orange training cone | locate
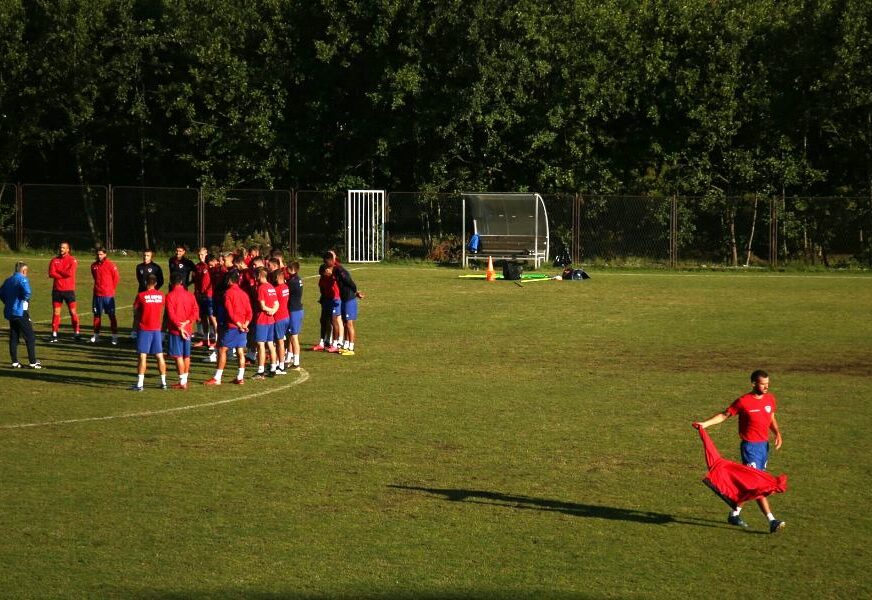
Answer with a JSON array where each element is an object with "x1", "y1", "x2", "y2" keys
[{"x1": 486, "y1": 256, "x2": 496, "y2": 281}]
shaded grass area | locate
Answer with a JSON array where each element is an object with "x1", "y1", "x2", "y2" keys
[{"x1": 0, "y1": 257, "x2": 870, "y2": 598}]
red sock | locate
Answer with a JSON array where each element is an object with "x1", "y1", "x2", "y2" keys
[
  {"x1": 109, "y1": 315, "x2": 118, "y2": 334},
  {"x1": 93, "y1": 316, "x2": 102, "y2": 334},
  {"x1": 51, "y1": 303, "x2": 62, "y2": 333},
  {"x1": 69, "y1": 302, "x2": 80, "y2": 332}
]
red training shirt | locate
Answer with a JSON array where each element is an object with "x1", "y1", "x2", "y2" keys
[
  {"x1": 223, "y1": 283, "x2": 252, "y2": 329},
  {"x1": 165, "y1": 285, "x2": 199, "y2": 336},
  {"x1": 274, "y1": 282, "x2": 290, "y2": 321},
  {"x1": 194, "y1": 262, "x2": 212, "y2": 297},
  {"x1": 49, "y1": 254, "x2": 78, "y2": 292},
  {"x1": 91, "y1": 258, "x2": 120, "y2": 297},
  {"x1": 134, "y1": 289, "x2": 165, "y2": 331},
  {"x1": 726, "y1": 392, "x2": 777, "y2": 443},
  {"x1": 256, "y1": 282, "x2": 278, "y2": 325},
  {"x1": 318, "y1": 274, "x2": 338, "y2": 301}
]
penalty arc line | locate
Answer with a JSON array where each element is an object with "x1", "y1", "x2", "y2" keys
[{"x1": 0, "y1": 368, "x2": 309, "y2": 430}]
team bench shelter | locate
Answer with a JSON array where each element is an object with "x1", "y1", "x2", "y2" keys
[{"x1": 462, "y1": 193, "x2": 551, "y2": 269}]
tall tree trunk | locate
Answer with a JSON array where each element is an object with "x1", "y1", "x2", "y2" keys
[
  {"x1": 76, "y1": 157, "x2": 101, "y2": 246},
  {"x1": 744, "y1": 195, "x2": 758, "y2": 267},
  {"x1": 726, "y1": 200, "x2": 738, "y2": 266}
]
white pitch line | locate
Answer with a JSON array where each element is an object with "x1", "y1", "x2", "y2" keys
[{"x1": 0, "y1": 368, "x2": 309, "y2": 430}]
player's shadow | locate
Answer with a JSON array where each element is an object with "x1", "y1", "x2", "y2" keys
[
  {"x1": 389, "y1": 485, "x2": 734, "y2": 530},
  {"x1": 0, "y1": 367, "x2": 117, "y2": 387}
]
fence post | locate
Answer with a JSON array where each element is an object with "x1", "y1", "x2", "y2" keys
[
  {"x1": 15, "y1": 182, "x2": 23, "y2": 250},
  {"x1": 107, "y1": 184, "x2": 114, "y2": 251},
  {"x1": 670, "y1": 195, "x2": 678, "y2": 268},
  {"x1": 769, "y1": 196, "x2": 778, "y2": 268},
  {"x1": 198, "y1": 188, "x2": 205, "y2": 250},
  {"x1": 571, "y1": 193, "x2": 582, "y2": 264},
  {"x1": 289, "y1": 189, "x2": 297, "y2": 258},
  {"x1": 385, "y1": 192, "x2": 391, "y2": 260}
]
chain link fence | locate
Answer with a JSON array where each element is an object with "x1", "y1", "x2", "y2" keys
[
  {"x1": 4, "y1": 185, "x2": 871, "y2": 269},
  {"x1": 202, "y1": 189, "x2": 293, "y2": 253},
  {"x1": 112, "y1": 186, "x2": 200, "y2": 252},
  {"x1": 0, "y1": 183, "x2": 16, "y2": 251},
  {"x1": 295, "y1": 190, "x2": 345, "y2": 258},
  {"x1": 20, "y1": 184, "x2": 109, "y2": 252}
]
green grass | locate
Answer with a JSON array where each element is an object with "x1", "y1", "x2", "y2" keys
[{"x1": 1, "y1": 254, "x2": 871, "y2": 599}]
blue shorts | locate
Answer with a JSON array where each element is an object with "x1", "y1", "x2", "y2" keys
[
  {"x1": 92, "y1": 295, "x2": 116, "y2": 317},
  {"x1": 321, "y1": 298, "x2": 340, "y2": 318},
  {"x1": 136, "y1": 330, "x2": 163, "y2": 355},
  {"x1": 168, "y1": 333, "x2": 192, "y2": 358},
  {"x1": 221, "y1": 326, "x2": 248, "y2": 349},
  {"x1": 342, "y1": 298, "x2": 358, "y2": 321},
  {"x1": 255, "y1": 323, "x2": 275, "y2": 343},
  {"x1": 198, "y1": 296, "x2": 214, "y2": 319},
  {"x1": 740, "y1": 441, "x2": 769, "y2": 471},
  {"x1": 289, "y1": 310, "x2": 304, "y2": 335},
  {"x1": 273, "y1": 318, "x2": 290, "y2": 341},
  {"x1": 215, "y1": 303, "x2": 227, "y2": 327}
]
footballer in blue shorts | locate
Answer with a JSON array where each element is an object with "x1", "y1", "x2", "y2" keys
[{"x1": 324, "y1": 252, "x2": 365, "y2": 356}]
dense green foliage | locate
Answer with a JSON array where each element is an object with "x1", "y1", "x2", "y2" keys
[
  {"x1": 1, "y1": 257, "x2": 871, "y2": 597},
  {"x1": 1, "y1": 0, "x2": 870, "y2": 196}
]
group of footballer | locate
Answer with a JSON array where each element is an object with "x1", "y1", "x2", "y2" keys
[{"x1": 11, "y1": 241, "x2": 363, "y2": 390}]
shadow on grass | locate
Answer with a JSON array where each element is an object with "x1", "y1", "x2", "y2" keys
[
  {"x1": 390, "y1": 485, "x2": 748, "y2": 531},
  {"x1": 123, "y1": 589, "x2": 595, "y2": 599}
]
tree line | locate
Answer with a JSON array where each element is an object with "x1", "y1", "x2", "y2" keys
[{"x1": 1, "y1": 0, "x2": 870, "y2": 200}]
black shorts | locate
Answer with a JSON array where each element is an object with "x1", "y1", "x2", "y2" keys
[{"x1": 52, "y1": 290, "x2": 76, "y2": 305}]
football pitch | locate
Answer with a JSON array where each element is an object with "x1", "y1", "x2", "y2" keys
[{"x1": 1, "y1": 255, "x2": 870, "y2": 599}]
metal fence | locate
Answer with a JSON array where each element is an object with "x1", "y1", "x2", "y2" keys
[{"x1": 3, "y1": 184, "x2": 870, "y2": 268}]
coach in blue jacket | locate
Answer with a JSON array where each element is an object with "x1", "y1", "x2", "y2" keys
[{"x1": 0, "y1": 261, "x2": 41, "y2": 368}]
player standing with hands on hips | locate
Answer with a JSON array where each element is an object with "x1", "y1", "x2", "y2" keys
[{"x1": 694, "y1": 370, "x2": 786, "y2": 533}]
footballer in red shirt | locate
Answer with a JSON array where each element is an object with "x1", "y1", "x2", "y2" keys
[
  {"x1": 165, "y1": 273, "x2": 200, "y2": 389},
  {"x1": 271, "y1": 268, "x2": 291, "y2": 373},
  {"x1": 204, "y1": 270, "x2": 251, "y2": 386},
  {"x1": 47, "y1": 241, "x2": 81, "y2": 341},
  {"x1": 694, "y1": 370, "x2": 785, "y2": 533},
  {"x1": 89, "y1": 245, "x2": 120, "y2": 345},
  {"x1": 193, "y1": 247, "x2": 218, "y2": 348},
  {"x1": 130, "y1": 274, "x2": 167, "y2": 391},
  {"x1": 253, "y1": 267, "x2": 279, "y2": 379}
]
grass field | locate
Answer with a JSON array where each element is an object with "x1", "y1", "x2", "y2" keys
[{"x1": 1, "y1": 253, "x2": 870, "y2": 599}]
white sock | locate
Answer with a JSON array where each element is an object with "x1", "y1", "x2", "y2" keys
[
  {"x1": 137, "y1": 374, "x2": 145, "y2": 387},
  {"x1": 731, "y1": 508, "x2": 742, "y2": 517},
  {"x1": 237, "y1": 367, "x2": 245, "y2": 380},
  {"x1": 319, "y1": 338, "x2": 325, "y2": 346},
  {"x1": 766, "y1": 512, "x2": 775, "y2": 522},
  {"x1": 257, "y1": 365, "x2": 264, "y2": 374},
  {"x1": 214, "y1": 368, "x2": 223, "y2": 383},
  {"x1": 348, "y1": 342, "x2": 354, "y2": 351},
  {"x1": 270, "y1": 362, "x2": 277, "y2": 372},
  {"x1": 293, "y1": 354, "x2": 300, "y2": 366},
  {"x1": 160, "y1": 374, "x2": 167, "y2": 386},
  {"x1": 343, "y1": 340, "x2": 349, "y2": 349},
  {"x1": 180, "y1": 373, "x2": 188, "y2": 385}
]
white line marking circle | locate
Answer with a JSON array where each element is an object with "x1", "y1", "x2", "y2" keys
[{"x1": 1, "y1": 368, "x2": 309, "y2": 430}]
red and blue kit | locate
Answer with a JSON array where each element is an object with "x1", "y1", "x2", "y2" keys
[
  {"x1": 134, "y1": 289, "x2": 165, "y2": 331},
  {"x1": 91, "y1": 258, "x2": 120, "y2": 297},
  {"x1": 726, "y1": 393, "x2": 777, "y2": 443},
  {"x1": 256, "y1": 283, "x2": 278, "y2": 326},
  {"x1": 194, "y1": 262, "x2": 212, "y2": 298},
  {"x1": 165, "y1": 286, "x2": 199, "y2": 337},
  {"x1": 274, "y1": 283, "x2": 290, "y2": 322},
  {"x1": 49, "y1": 254, "x2": 78, "y2": 292}
]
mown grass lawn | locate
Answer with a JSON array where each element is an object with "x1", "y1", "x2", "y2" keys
[{"x1": 1, "y1": 254, "x2": 870, "y2": 598}]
